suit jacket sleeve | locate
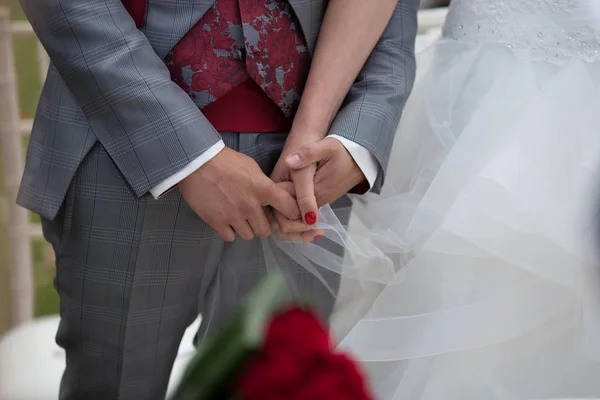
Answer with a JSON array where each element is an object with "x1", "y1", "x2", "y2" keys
[
  {"x1": 327, "y1": 0, "x2": 419, "y2": 193},
  {"x1": 19, "y1": 0, "x2": 222, "y2": 197}
]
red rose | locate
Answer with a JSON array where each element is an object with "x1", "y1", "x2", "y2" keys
[
  {"x1": 276, "y1": 13, "x2": 292, "y2": 31},
  {"x1": 197, "y1": 33, "x2": 218, "y2": 67},
  {"x1": 261, "y1": 27, "x2": 296, "y2": 68},
  {"x1": 263, "y1": 307, "x2": 331, "y2": 355},
  {"x1": 236, "y1": 307, "x2": 374, "y2": 400},
  {"x1": 191, "y1": 72, "x2": 211, "y2": 92},
  {"x1": 212, "y1": 79, "x2": 236, "y2": 98},
  {"x1": 195, "y1": 56, "x2": 245, "y2": 97},
  {"x1": 245, "y1": 61, "x2": 264, "y2": 86},
  {"x1": 252, "y1": 17, "x2": 267, "y2": 35},
  {"x1": 212, "y1": 57, "x2": 246, "y2": 83},
  {"x1": 282, "y1": 71, "x2": 295, "y2": 91},
  {"x1": 212, "y1": 32, "x2": 236, "y2": 51},
  {"x1": 169, "y1": 28, "x2": 215, "y2": 68},
  {"x1": 239, "y1": 0, "x2": 267, "y2": 21},
  {"x1": 264, "y1": 82, "x2": 283, "y2": 105},
  {"x1": 197, "y1": 5, "x2": 218, "y2": 31},
  {"x1": 218, "y1": 1, "x2": 242, "y2": 25},
  {"x1": 251, "y1": 40, "x2": 266, "y2": 60},
  {"x1": 169, "y1": 35, "x2": 198, "y2": 66},
  {"x1": 237, "y1": 351, "x2": 305, "y2": 397},
  {"x1": 271, "y1": 7, "x2": 282, "y2": 19}
]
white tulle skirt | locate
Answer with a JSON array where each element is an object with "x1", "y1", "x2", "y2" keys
[
  {"x1": 255, "y1": 38, "x2": 600, "y2": 398},
  {"x1": 268, "y1": 38, "x2": 600, "y2": 399},
  {"x1": 333, "y1": 40, "x2": 600, "y2": 398}
]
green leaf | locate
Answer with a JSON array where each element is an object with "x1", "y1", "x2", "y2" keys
[
  {"x1": 242, "y1": 272, "x2": 290, "y2": 346},
  {"x1": 169, "y1": 272, "x2": 290, "y2": 400}
]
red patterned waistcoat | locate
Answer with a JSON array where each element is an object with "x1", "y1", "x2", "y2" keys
[{"x1": 124, "y1": 0, "x2": 313, "y2": 132}]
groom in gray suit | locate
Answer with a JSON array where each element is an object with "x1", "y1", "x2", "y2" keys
[{"x1": 17, "y1": 0, "x2": 417, "y2": 398}]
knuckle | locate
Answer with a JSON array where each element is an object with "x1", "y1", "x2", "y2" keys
[
  {"x1": 280, "y1": 233, "x2": 300, "y2": 243},
  {"x1": 297, "y1": 195, "x2": 315, "y2": 209},
  {"x1": 273, "y1": 213, "x2": 286, "y2": 228},
  {"x1": 257, "y1": 180, "x2": 275, "y2": 200},
  {"x1": 210, "y1": 211, "x2": 226, "y2": 224},
  {"x1": 211, "y1": 218, "x2": 229, "y2": 234},
  {"x1": 290, "y1": 206, "x2": 302, "y2": 220},
  {"x1": 274, "y1": 230, "x2": 287, "y2": 240},
  {"x1": 238, "y1": 200, "x2": 256, "y2": 216},
  {"x1": 279, "y1": 219, "x2": 294, "y2": 234},
  {"x1": 217, "y1": 209, "x2": 234, "y2": 224},
  {"x1": 300, "y1": 232, "x2": 315, "y2": 243},
  {"x1": 279, "y1": 181, "x2": 295, "y2": 195},
  {"x1": 301, "y1": 147, "x2": 313, "y2": 160},
  {"x1": 256, "y1": 227, "x2": 271, "y2": 239},
  {"x1": 239, "y1": 232, "x2": 254, "y2": 241},
  {"x1": 221, "y1": 231, "x2": 236, "y2": 243}
]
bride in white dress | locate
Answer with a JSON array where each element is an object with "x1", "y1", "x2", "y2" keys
[
  {"x1": 252, "y1": 0, "x2": 600, "y2": 397},
  {"x1": 327, "y1": 0, "x2": 600, "y2": 398}
]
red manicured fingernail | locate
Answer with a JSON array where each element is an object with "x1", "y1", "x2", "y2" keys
[
  {"x1": 305, "y1": 211, "x2": 317, "y2": 225},
  {"x1": 314, "y1": 234, "x2": 323, "y2": 240}
]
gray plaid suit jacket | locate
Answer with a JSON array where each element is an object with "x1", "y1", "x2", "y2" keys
[{"x1": 17, "y1": 0, "x2": 419, "y2": 221}]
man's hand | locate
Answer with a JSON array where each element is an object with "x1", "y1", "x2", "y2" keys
[{"x1": 178, "y1": 147, "x2": 301, "y2": 242}]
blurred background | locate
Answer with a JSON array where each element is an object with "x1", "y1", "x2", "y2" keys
[
  {"x1": 0, "y1": 0, "x2": 59, "y2": 336},
  {"x1": 0, "y1": 0, "x2": 451, "y2": 336}
]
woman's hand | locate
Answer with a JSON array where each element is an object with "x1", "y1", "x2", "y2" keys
[
  {"x1": 271, "y1": 130, "x2": 322, "y2": 223},
  {"x1": 269, "y1": 0, "x2": 399, "y2": 242},
  {"x1": 267, "y1": 182, "x2": 325, "y2": 243},
  {"x1": 269, "y1": 130, "x2": 324, "y2": 243}
]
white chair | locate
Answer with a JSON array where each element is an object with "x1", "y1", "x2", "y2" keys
[
  {"x1": 415, "y1": 7, "x2": 447, "y2": 52},
  {"x1": 0, "y1": 315, "x2": 201, "y2": 399}
]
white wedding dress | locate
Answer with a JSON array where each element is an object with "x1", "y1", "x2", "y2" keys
[
  {"x1": 328, "y1": 0, "x2": 600, "y2": 398},
  {"x1": 254, "y1": 0, "x2": 600, "y2": 398}
]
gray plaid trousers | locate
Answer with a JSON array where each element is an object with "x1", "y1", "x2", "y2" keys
[{"x1": 42, "y1": 133, "x2": 346, "y2": 400}]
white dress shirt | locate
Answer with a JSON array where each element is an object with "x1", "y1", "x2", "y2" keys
[{"x1": 150, "y1": 135, "x2": 378, "y2": 199}]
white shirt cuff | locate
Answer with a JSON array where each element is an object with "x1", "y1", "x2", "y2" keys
[
  {"x1": 149, "y1": 140, "x2": 226, "y2": 199},
  {"x1": 329, "y1": 135, "x2": 378, "y2": 190}
]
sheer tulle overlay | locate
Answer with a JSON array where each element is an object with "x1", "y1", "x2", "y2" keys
[
  {"x1": 237, "y1": 2, "x2": 600, "y2": 398},
  {"x1": 252, "y1": 35, "x2": 600, "y2": 400},
  {"x1": 335, "y1": 39, "x2": 600, "y2": 398}
]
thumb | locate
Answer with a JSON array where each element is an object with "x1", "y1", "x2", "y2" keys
[{"x1": 285, "y1": 140, "x2": 329, "y2": 170}]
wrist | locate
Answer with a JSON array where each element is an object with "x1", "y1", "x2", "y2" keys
[
  {"x1": 290, "y1": 102, "x2": 334, "y2": 139},
  {"x1": 287, "y1": 124, "x2": 327, "y2": 142},
  {"x1": 179, "y1": 147, "x2": 226, "y2": 189},
  {"x1": 282, "y1": 130, "x2": 324, "y2": 157},
  {"x1": 333, "y1": 138, "x2": 367, "y2": 189}
]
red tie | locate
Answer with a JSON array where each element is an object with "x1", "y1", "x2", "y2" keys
[{"x1": 239, "y1": 0, "x2": 310, "y2": 117}]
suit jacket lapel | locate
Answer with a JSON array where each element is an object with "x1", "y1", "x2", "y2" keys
[
  {"x1": 288, "y1": 0, "x2": 324, "y2": 55},
  {"x1": 143, "y1": 0, "x2": 216, "y2": 59}
]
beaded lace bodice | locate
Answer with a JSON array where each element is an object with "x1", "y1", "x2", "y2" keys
[{"x1": 443, "y1": 0, "x2": 600, "y2": 64}]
